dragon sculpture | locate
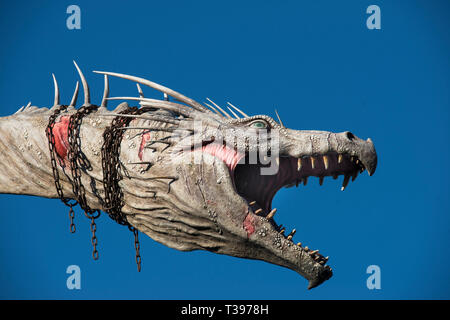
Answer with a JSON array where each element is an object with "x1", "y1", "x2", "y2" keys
[{"x1": 0, "y1": 62, "x2": 377, "y2": 289}]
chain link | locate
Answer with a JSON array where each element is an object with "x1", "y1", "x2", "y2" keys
[
  {"x1": 102, "y1": 106, "x2": 154, "y2": 271},
  {"x1": 46, "y1": 105, "x2": 79, "y2": 233},
  {"x1": 47, "y1": 103, "x2": 150, "y2": 270}
]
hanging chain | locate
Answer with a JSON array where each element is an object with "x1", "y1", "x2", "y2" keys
[
  {"x1": 131, "y1": 226, "x2": 141, "y2": 272},
  {"x1": 67, "y1": 104, "x2": 101, "y2": 260},
  {"x1": 46, "y1": 105, "x2": 78, "y2": 233},
  {"x1": 102, "y1": 106, "x2": 155, "y2": 271},
  {"x1": 47, "y1": 103, "x2": 151, "y2": 269}
]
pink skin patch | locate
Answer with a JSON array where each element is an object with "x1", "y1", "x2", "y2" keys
[
  {"x1": 243, "y1": 212, "x2": 256, "y2": 237},
  {"x1": 138, "y1": 131, "x2": 151, "y2": 161},
  {"x1": 199, "y1": 143, "x2": 254, "y2": 235},
  {"x1": 200, "y1": 143, "x2": 244, "y2": 174},
  {"x1": 52, "y1": 115, "x2": 70, "y2": 165}
]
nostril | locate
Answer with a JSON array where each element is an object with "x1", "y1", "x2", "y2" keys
[{"x1": 345, "y1": 131, "x2": 355, "y2": 141}]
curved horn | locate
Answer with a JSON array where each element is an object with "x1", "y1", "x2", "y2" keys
[
  {"x1": 73, "y1": 60, "x2": 90, "y2": 106},
  {"x1": 101, "y1": 75, "x2": 109, "y2": 108},
  {"x1": 93, "y1": 70, "x2": 211, "y2": 113},
  {"x1": 52, "y1": 73, "x2": 60, "y2": 106},
  {"x1": 69, "y1": 81, "x2": 80, "y2": 107}
]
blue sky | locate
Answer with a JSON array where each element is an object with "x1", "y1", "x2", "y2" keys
[{"x1": 0, "y1": 0, "x2": 449, "y2": 299}]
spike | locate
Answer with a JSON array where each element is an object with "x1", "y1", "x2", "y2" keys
[
  {"x1": 304, "y1": 246, "x2": 309, "y2": 252},
  {"x1": 227, "y1": 106, "x2": 240, "y2": 119},
  {"x1": 51, "y1": 74, "x2": 60, "y2": 106},
  {"x1": 73, "y1": 61, "x2": 90, "y2": 106},
  {"x1": 297, "y1": 158, "x2": 302, "y2": 171},
  {"x1": 323, "y1": 155, "x2": 329, "y2": 170},
  {"x1": 227, "y1": 102, "x2": 249, "y2": 118},
  {"x1": 249, "y1": 201, "x2": 256, "y2": 206},
  {"x1": 297, "y1": 242, "x2": 302, "y2": 247},
  {"x1": 101, "y1": 75, "x2": 109, "y2": 108},
  {"x1": 206, "y1": 98, "x2": 231, "y2": 118},
  {"x1": 266, "y1": 208, "x2": 277, "y2": 219},
  {"x1": 136, "y1": 84, "x2": 144, "y2": 98},
  {"x1": 25, "y1": 102, "x2": 31, "y2": 109},
  {"x1": 14, "y1": 106, "x2": 25, "y2": 114},
  {"x1": 107, "y1": 97, "x2": 193, "y2": 118},
  {"x1": 279, "y1": 228, "x2": 285, "y2": 235},
  {"x1": 274, "y1": 109, "x2": 285, "y2": 127},
  {"x1": 287, "y1": 229, "x2": 296, "y2": 240},
  {"x1": 341, "y1": 175, "x2": 350, "y2": 191},
  {"x1": 93, "y1": 70, "x2": 210, "y2": 113},
  {"x1": 310, "y1": 250, "x2": 319, "y2": 254},
  {"x1": 204, "y1": 102, "x2": 223, "y2": 116},
  {"x1": 69, "y1": 81, "x2": 80, "y2": 107},
  {"x1": 254, "y1": 208, "x2": 263, "y2": 215}
]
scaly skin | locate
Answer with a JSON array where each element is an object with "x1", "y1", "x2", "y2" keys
[{"x1": 0, "y1": 62, "x2": 377, "y2": 289}]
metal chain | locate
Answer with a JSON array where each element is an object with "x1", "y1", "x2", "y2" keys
[
  {"x1": 47, "y1": 103, "x2": 152, "y2": 269},
  {"x1": 46, "y1": 105, "x2": 79, "y2": 233},
  {"x1": 67, "y1": 104, "x2": 101, "y2": 260},
  {"x1": 102, "y1": 106, "x2": 155, "y2": 271}
]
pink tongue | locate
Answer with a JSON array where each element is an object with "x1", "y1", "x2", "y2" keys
[{"x1": 200, "y1": 143, "x2": 245, "y2": 172}]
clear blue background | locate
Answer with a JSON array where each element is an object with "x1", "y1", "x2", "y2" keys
[{"x1": 0, "y1": 0, "x2": 449, "y2": 299}]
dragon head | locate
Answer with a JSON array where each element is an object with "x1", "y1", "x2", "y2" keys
[{"x1": 93, "y1": 70, "x2": 377, "y2": 289}]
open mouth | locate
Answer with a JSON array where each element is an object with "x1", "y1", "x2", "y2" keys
[
  {"x1": 199, "y1": 138, "x2": 376, "y2": 288},
  {"x1": 232, "y1": 152, "x2": 369, "y2": 266}
]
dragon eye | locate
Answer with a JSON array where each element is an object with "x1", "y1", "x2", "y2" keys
[{"x1": 250, "y1": 120, "x2": 268, "y2": 129}]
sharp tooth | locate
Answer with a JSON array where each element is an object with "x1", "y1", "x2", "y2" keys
[
  {"x1": 319, "y1": 177, "x2": 324, "y2": 186},
  {"x1": 303, "y1": 177, "x2": 308, "y2": 186},
  {"x1": 279, "y1": 228, "x2": 285, "y2": 235},
  {"x1": 254, "y1": 208, "x2": 262, "y2": 215},
  {"x1": 304, "y1": 246, "x2": 309, "y2": 252},
  {"x1": 338, "y1": 154, "x2": 343, "y2": 164},
  {"x1": 356, "y1": 159, "x2": 360, "y2": 165},
  {"x1": 352, "y1": 171, "x2": 358, "y2": 182},
  {"x1": 297, "y1": 242, "x2": 302, "y2": 247},
  {"x1": 319, "y1": 260, "x2": 325, "y2": 265},
  {"x1": 311, "y1": 156, "x2": 316, "y2": 169},
  {"x1": 287, "y1": 229, "x2": 296, "y2": 240},
  {"x1": 266, "y1": 208, "x2": 277, "y2": 219},
  {"x1": 360, "y1": 167, "x2": 365, "y2": 173},
  {"x1": 323, "y1": 155, "x2": 329, "y2": 170},
  {"x1": 310, "y1": 250, "x2": 319, "y2": 254},
  {"x1": 341, "y1": 174, "x2": 350, "y2": 191},
  {"x1": 249, "y1": 201, "x2": 256, "y2": 206},
  {"x1": 324, "y1": 256, "x2": 329, "y2": 261},
  {"x1": 297, "y1": 158, "x2": 302, "y2": 171}
]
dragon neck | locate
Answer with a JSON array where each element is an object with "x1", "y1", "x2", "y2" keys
[{"x1": 0, "y1": 106, "x2": 105, "y2": 211}]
